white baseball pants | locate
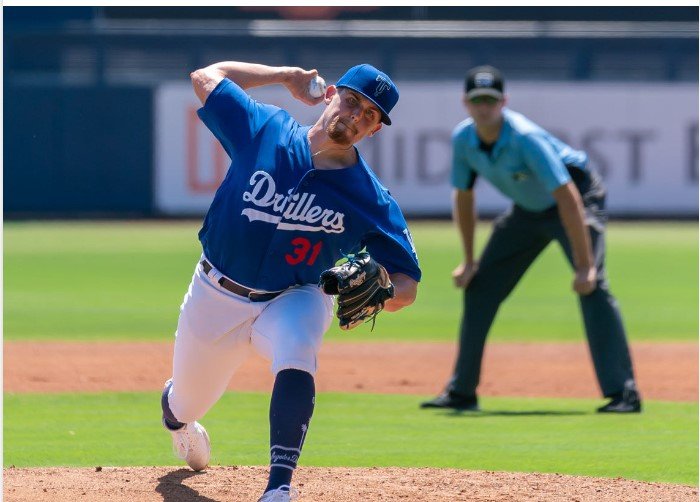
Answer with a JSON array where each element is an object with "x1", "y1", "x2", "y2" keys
[{"x1": 167, "y1": 257, "x2": 334, "y2": 424}]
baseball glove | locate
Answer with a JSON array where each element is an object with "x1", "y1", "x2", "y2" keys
[{"x1": 318, "y1": 252, "x2": 395, "y2": 331}]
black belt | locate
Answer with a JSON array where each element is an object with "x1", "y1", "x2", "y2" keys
[{"x1": 200, "y1": 260, "x2": 283, "y2": 302}]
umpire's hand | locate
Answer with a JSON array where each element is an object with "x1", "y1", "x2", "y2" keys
[
  {"x1": 573, "y1": 266, "x2": 597, "y2": 295},
  {"x1": 453, "y1": 262, "x2": 479, "y2": 289}
]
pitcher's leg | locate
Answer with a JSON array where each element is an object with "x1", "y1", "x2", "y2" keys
[
  {"x1": 163, "y1": 264, "x2": 257, "y2": 425},
  {"x1": 166, "y1": 315, "x2": 253, "y2": 424},
  {"x1": 160, "y1": 264, "x2": 260, "y2": 471},
  {"x1": 252, "y1": 285, "x2": 333, "y2": 376},
  {"x1": 264, "y1": 369, "x2": 315, "y2": 493},
  {"x1": 251, "y1": 285, "x2": 333, "y2": 495}
]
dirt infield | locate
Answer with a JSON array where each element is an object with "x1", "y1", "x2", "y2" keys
[
  {"x1": 4, "y1": 340, "x2": 697, "y2": 400},
  {"x1": 4, "y1": 340, "x2": 697, "y2": 501},
  {"x1": 4, "y1": 466, "x2": 698, "y2": 502}
]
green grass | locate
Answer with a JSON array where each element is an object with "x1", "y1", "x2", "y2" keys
[
  {"x1": 4, "y1": 391, "x2": 697, "y2": 485},
  {"x1": 4, "y1": 220, "x2": 698, "y2": 342}
]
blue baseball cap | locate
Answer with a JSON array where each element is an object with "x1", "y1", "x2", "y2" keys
[{"x1": 336, "y1": 64, "x2": 399, "y2": 125}]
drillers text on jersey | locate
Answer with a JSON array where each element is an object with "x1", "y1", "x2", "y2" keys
[{"x1": 242, "y1": 171, "x2": 345, "y2": 234}]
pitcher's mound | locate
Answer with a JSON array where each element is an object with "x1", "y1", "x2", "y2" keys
[{"x1": 4, "y1": 466, "x2": 697, "y2": 501}]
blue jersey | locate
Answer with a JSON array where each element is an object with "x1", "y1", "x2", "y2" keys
[
  {"x1": 196, "y1": 78, "x2": 421, "y2": 291},
  {"x1": 451, "y1": 108, "x2": 588, "y2": 212}
]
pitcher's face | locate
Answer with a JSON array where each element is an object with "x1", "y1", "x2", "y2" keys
[{"x1": 323, "y1": 87, "x2": 382, "y2": 146}]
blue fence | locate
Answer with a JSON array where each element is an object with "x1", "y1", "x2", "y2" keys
[{"x1": 4, "y1": 86, "x2": 153, "y2": 215}]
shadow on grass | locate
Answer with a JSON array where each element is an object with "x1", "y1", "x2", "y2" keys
[
  {"x1": 440, "y1": 410, "x2": 588, "y2": 417},
  {"x1": 156, "y1": 468, "x2": 217, "y2": 502}
]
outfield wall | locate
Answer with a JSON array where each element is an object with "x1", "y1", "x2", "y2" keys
[
  {"x1": 5, "y1": 82, "x2": 697, "y2": 218},
  {"x1": 4, "y1": 86, "x2": 154, "y2": 216},
  {"x1": 155, "y1": 81, "x2": 698, "y2": 217}
]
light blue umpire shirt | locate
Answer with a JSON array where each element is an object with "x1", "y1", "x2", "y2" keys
[{"x1": 451, "y1": 108, "x2": 588, "y2": 212}]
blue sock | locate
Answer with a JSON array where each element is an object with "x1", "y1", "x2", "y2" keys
[
  {"x1": 265, "y1": 369, "x2": 315, "y2": 492},
  {"x1": 161, "y1": 380, "x2": 186, "y2": 431}
]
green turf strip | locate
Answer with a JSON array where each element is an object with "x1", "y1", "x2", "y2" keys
[
  {"x1": 4, "y1": 221, "x2": 697, "y2": 342},
  {"x1": 4, "y1": 392, "x2": 697, "y2": 485}
]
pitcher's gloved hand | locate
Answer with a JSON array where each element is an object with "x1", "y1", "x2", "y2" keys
[{"x1": 318, "y1": 252, "x2": 395, "y2": 330}]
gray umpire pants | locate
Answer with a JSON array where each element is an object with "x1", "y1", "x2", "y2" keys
[{"x1": 448, "y1": 168, "x2": 636, "y2": 398}]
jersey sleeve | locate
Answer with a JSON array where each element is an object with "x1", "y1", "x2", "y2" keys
[
  {"x1": 520, "y1": 133, "x2": 572, "y2": 192},
  {"x1": 196, "y1": 78, "x2": 281, "y2": 159},
  {"x1": 362, "y1": 197, "x2": 422, "y2": 282},
  {"x1": 450, "y1": 132, "x2": 477, "y2": 190}
]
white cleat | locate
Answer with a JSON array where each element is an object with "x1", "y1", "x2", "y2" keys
[
  {"x1": 257, "y1": 484, "x2": 299, "y2": 502},
  {"x1": 166, "y1": 420, "x2": 211, "y2": 471}
]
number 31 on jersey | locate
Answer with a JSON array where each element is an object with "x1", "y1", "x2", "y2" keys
[{"x1": 285, "y1": 237, "x2": 322, "y2": 266}]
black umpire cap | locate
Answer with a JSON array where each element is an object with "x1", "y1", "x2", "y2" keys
[{"x1": 464, "y1": 65, "x2": 504, "y2": 100}]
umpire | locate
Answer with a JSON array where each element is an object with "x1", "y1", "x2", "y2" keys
[{"x1": 421, "y1": 65, "x2": 641, "y2": 413}]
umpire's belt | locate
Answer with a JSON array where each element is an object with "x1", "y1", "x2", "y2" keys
[{"x1": 200, "y1": 260, "x2": 283, "y2": 302}]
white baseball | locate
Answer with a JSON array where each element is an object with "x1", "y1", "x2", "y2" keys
[{"x1": 308, "y1": 76, "x2": 327, "y2": 98}]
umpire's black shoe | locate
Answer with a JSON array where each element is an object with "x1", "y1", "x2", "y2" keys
[
  {"x1": 420, "y1": 391, "x2": 480, "y2": 411},
  {"x1": 597, "y1": 380, "x2": 642, "y2": 413}
]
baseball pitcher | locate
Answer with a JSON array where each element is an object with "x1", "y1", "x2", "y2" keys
[{"x1": 160, "y1": 61, "x2": 421, "y2": 501}]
